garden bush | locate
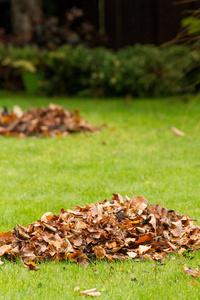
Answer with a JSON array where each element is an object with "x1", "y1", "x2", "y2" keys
[{"x1": 0, "y1": 43, "x2": 199, "y2": 97}]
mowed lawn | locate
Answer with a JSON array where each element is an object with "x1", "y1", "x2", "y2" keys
[{"x1": 0, "y1": 92, "x2": 200, "y2": 300}]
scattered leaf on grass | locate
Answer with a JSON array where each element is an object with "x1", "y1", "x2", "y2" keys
[
  {"x1": 171, "y1": 126, "x2": 185, "y2": 136},
  {"x1": 74, "y1": 286, "x2": 80, "y2": 291},
  {"x1": 85, "y1": 292, "x2": 101, "y2": 297},
  {"x1": 191, "y1": 280, "x2": 198, "y2": 287},
  {"x1": 79, "y1": 288, "x2": 101, "y2": 297},
  {"x1": 182, "y1": 265, "x2": 200, "y2": 278}
]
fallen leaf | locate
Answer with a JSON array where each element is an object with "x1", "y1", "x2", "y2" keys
[
  {"x1": 41, "y1": 212, "x2": 54, "y2": 222},
  {"x1": 94, "y1": 246, "x2": 106, "y2": 260},
  {"x1": 43, "y1": 222, "x2": 57, "y2": 232},
  {"x1": 84, "y1": 292, "x2": 101, "y2": 297},
  {"x1": 171, "y1": 226, "x2": 182, "y2": 237},
  {"x1": 127, "y1": 252, "x2": 137, "y2": 258},
  {"x1": 16, "y1": 224, "x2": 30, "y2": 239},
  {"x1": 149, "y1": 214, "x2": 157, "y2": 232},
  {"x1": 74, "y1": 237, "x2": 83, "y2": 247},
  {"x1": 74, "y1": 286, "x2": 80, "y2": 291},
  {"x1": 67, "y1": 250, "x2": 85, "y2": 262},
  {"x1": 13, "y1": 105, "x2": 23, "y2": 118},
  {"x1": 0, "y1": 245, "x2": 11, "y2": 256},
  {"x1": 182, "y1": 265, "x2": 200, "y2": 278},
  {"x1": 191, "y1": 280, "x2": 198, "y2": 287},
  {"x1": 79, "y1": 288, "x2": 97, "y2": 295},
  {"x1": 171, "y1": 126, "x2": 185, "y2": 136},
  {"x1": 152, "y1": 252, "x2": 166, "y2": 261},
  {"x1": 23, "y1": 261, "x2": 40, "y2": 271},
  {"x1": 139, "y1": 245, "x2": 151, "y2": 255}
]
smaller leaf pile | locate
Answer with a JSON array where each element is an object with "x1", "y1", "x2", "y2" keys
[
  {"x1": 0, "y1": 194, "x2": 200, "y2": 267},
  {"x1": 0, "y1": 104, "x2": 98, "y2": 137}
]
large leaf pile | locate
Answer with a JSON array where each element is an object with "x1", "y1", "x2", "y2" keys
[
  {"x1": 0, "y1": 104, "x2": 98, "y2": 137},
  {"x1": 0, "y1": 194, "x2": 200, "y2": 268}
]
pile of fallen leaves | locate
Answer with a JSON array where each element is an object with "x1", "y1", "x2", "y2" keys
[
  {"x1": 0, "y1": 194, "x2": 200, "y2": 269},
  {"x1": 0, "y1": 104, "x2": 98, "y2": 137}
]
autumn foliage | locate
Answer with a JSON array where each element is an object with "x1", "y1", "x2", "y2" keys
[
  {"x1": 0, "y1": 194, "x2": 200, "y2": 269},
  {"x1": 0, "y1": 104, "x2": 98, "y2": 137}
]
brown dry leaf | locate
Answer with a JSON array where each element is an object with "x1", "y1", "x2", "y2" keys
[
  {"x1": 139, "y1": 245, "x2": 151, "y2": 255},
  {"x1": 79, "y1": 288, "x2": 101, "y2": 297},
  {"x1": 132, "y1": 196, "x2": 148, "y2": 214},
  {"x1": 149, "y1": 214, "x2": 157, "y2": 232},
  {"x1": 16, "y1": 224, "x2": 30, "y2": 239},
  {"x1": 79, "y1": 288, "x2": 97, "y2": 295},
  {"x1": 94, "y1": 246, "x2": 106, "y2": 260},
  {"x1": 182, "y1": 265, "x2": 200, "y2": 278},
  {"x1": 43, "y1": 222, "x2": 57, "y2": 232},
  {"x1": 136, "y1": 227, "x2": 146, "y2": 233},
  {"x1": 0, "y1": 245, "x2": 11, "y2": 256},
  {"x1": 67, "y1": 250, "x2": 85, "y2": 262},
  {"x1": 75, "y1": 221, "x2": 88, "y2": 231},
  {"x1": 20, "y1": 247, "x2": 36, "y2": 261},
  {"x1": 41, "y1": 212, "x2": 54, "y2": 222},
  {"x1": 82, "y1": 292, "x2": 101, "y2": 297},
  {"x1": 74, "y1": 237, "x2": 83, "y2": 247},
  {"x1": 127, "y1": 252, "x2": 137, "y2": 258},
  {"x1": 64, "y1": 237, "x2": 74, "y2": 253},
  {"x1": 13, "y1": 105, "x2": 23, "y2": 118},
  {"x1": 179, "y1": 248, "x2": 187, "y2": 254},
  {"x1": 171, "y1": 226, "x2": 182, "y2": 237},
  {"x1": 0, "y1": 231, "x2": 12, "y2": 240},
  {"x1": 152, "y1": 252, "x2": 166, "y2": 261},
  {"x1": 171, "y1": 126, "x2": 185, "y2": 136},
  {"x1": 134, "y1": 234, "x2": 153, "y2": 246},
  {"x1": 23, "y1": 261, "x2": 40, "y2": 271},
  {"x1": 190, "y1": 280, "x2": 198, "y2": 287}
]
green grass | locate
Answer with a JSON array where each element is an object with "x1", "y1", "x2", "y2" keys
[{"x1": 0, "y1": 91, "x2": 200, "y2": 299}]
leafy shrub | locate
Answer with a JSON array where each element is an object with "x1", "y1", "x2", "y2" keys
[
  {"x1": 0, "y1": 43, "x2": 199, "y2": 97},
  {"x1": 42, "y1": 45, "x2": 92, "y2": 94}
]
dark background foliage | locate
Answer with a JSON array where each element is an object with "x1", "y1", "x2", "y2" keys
[{"x1": 1, "y1": 0, "x2": 200, "y2": 49}]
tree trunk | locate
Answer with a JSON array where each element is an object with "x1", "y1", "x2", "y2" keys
[{"x1": 11, "y1": 0, "x2": 43, "y2": 42}]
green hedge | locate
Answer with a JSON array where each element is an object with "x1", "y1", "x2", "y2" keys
[{"x1": 0, "y1": 43, "x2": 199, "y2": 97}]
